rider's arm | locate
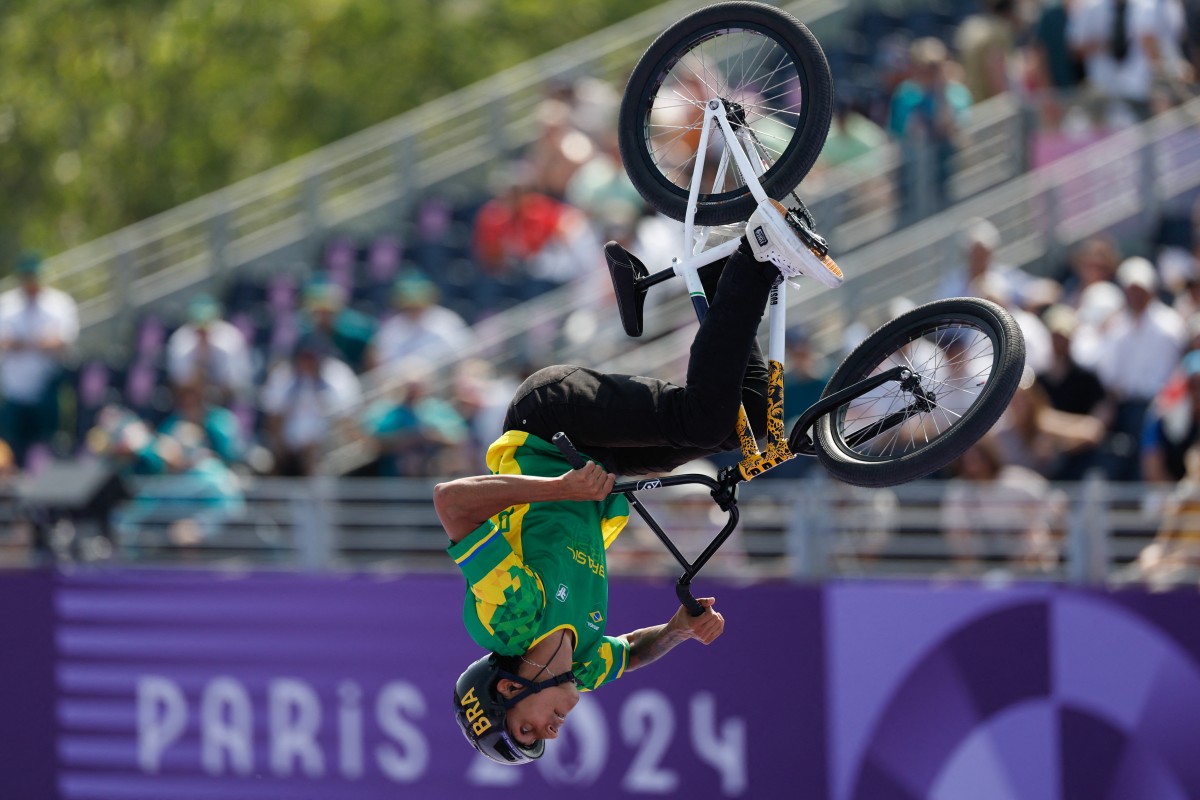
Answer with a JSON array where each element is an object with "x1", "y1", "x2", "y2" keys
[
  {"x1": 619, "y1": 598, "x2": 725, "y2": 672},
  {"x1": 434, "y1": 462, "x2": 615, "y2": 543}
]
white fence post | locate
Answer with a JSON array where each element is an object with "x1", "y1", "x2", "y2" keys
[
  {"x1": 292, "y1": 476, "x2": 335, "y2": 570},
  {"x1": 787, "y1": 472, "x2": 831, "y2": 581},
  {"x1": 1066, "y1": 473, "x2": 1110, "y2": 584}
]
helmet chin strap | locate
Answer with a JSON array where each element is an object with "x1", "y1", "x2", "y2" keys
[{"x1": 498, "y1": 669, "x2": 577, "y2": 709}]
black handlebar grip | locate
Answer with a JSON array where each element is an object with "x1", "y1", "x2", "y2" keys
[
  {"x1": 676, "y1": 583, "x2": 706, "y2": 617},
  {"x1": 551, "y1": 432, "x2": 588, "y2": 470}
]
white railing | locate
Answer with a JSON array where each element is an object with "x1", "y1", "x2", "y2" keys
[{"x1": 0, "y1": 473, "x2": 1188, "y2": 591}]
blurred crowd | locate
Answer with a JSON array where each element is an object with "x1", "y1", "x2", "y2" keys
[{"x1": 0, "y1": 0, "x2": 1198, "y2": 569}]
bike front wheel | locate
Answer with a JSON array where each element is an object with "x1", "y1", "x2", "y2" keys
[
  {"x1": 810, "y1": 298, "x2": 1026, "y2": 488},
  {"x1": 618, "y1": 1, "x2": 834, "y2": 226}
]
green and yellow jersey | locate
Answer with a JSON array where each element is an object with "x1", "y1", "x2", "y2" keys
[{"x1": 448, "y1": 430, "x2": 632, "y2": 691}]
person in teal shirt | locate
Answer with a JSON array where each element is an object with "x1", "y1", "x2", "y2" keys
[
  {"x1": 298, "y1": 277, "x2": 377, "y2": 373},
  {"x1": 888, "y1": 37, "x2": 974, "y2": 218}
]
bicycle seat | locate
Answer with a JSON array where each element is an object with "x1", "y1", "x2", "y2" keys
[{"x1": 605, "y1": 241, "x2": 649, "y2": 338}]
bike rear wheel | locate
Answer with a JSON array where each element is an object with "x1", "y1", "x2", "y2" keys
[
  {"x1": 811, "y1": 298, "x2": 1026, "y2": 488},
  {"x1": 618, "y1": 1, "x2": 834, "y2": 226}
]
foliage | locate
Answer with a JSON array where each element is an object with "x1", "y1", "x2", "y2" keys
[{"x1": 0, "y1": 0, "x2": 659, "y2": 267}]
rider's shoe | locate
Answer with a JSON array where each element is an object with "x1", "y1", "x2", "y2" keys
[
  {"x1": 745, "y1": 199, "x2": 844, "y2": 288},
  {"x1": 605, "y1": 241, "x2": 649, "y2": 337}
]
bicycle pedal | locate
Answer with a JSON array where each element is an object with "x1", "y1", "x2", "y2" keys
[
  {"x1": 786, "y1": 212, "x2": 829, "y2": 258},
  {"x1": 604, "y1": 241, "x2": 649, "y2": 338},
  {"x1": 782, "y1": 206, "x2": 843, "y2": 282}
]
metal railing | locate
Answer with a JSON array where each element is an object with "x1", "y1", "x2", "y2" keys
[{"x1": 0, "y1": 473, "x2": 1190, "y2": 591}]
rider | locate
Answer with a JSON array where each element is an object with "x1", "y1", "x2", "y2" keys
[{"x1": 435, "y1": 200, "x2": 843, "y2": 765}]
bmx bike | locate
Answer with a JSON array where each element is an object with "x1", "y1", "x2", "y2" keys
[{"x1": 557, "y1": 1, "x2": 1026, "y2": 614}]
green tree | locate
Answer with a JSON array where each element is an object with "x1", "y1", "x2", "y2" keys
[{"x1": 0, "y1": 0, "x2": 660, "y2": 267}]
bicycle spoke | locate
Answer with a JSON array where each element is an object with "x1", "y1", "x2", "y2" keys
[
  {"x1": 638, "y1": 24, "x2": 812, "y2": 197},
  {"x1": 832, "y1": 320, "x2": 1001, "y2": 459}
]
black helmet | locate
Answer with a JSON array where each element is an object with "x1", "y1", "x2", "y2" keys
[{"x1": 453, "y1": 652, "x2": 575, "y2": 766}]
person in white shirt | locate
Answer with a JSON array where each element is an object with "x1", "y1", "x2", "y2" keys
[
  {"x1": 165, "y1": 296, "x2": 253, "y2": 406},
  {"x1": 1068, "y1": 0, "x2": 1190, "y2": 122},
  {"x1": 1096, "y1": 256, "x2": 1187, "y2": 478},
  {"x1": 0, "y1": 253, "x2": 79, "y2": 467},
  {"x1": 369, "y1": 270, "x2": 471, "y2": 373},
  {"x1": 938, "y1": 218, "x2": 1036, "y2": 305},
  {"x1": 260, "y1": 332, "x2": 361, "y2": 476}
]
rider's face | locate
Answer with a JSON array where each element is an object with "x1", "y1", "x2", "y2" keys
[{"x1": 502, "y1": 682, "x2": 580, "y2": 746}]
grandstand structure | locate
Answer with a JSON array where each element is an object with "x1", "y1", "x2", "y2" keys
[{"x1": 4, "y1": 0, "x2": 1200, "y2": 587}]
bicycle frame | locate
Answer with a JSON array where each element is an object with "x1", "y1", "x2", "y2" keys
[
  {"x1": 636, "y1": 99, "x2": 809, "y2": 486},
  {"x1": 576, "y1": 99, "x2": 921, "y2": 613}
]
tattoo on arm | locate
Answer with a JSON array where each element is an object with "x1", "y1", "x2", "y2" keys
[{"x1": 622, "y1": 624, "x2": 690, "y2": 672}]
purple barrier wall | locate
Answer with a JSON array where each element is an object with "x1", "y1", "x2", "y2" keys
[
  {"x1": 0, "y1": 570, "x2": 56, "y2": 799},
  {"x1": 828, "y1": 584, "x2": 1200, "y2": 800},
  {"x1": 5, "y1": 571, "x2": 1200, "y2": 799},
  {"x1": 49, "y1": 572, "x2": 825, "y2": 800}
]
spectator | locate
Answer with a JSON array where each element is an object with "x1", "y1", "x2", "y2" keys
[
  {"x1": 1095, "y1": 256, "x2": 1187, "y2": 479},
  {"x1": 888, "y1": 37, "x2": 973, "y2": 218},
  {"x1": 362, "y1": 376, "x2": 471, "y2": 478},
  {"x1": 299, "y1": 277, "x2": 377, "y2": 373},
  {"x1": 166, "y1": 295, "x2": 253, "y2": 406},
  {"x1": 0, "y1": 438, "x2": 26, "y2": 563},
  {"x1": 807, "y1": 97, "x2": 893, "y2": 212},
  {"x1": 1132, "y1": 443, "x2": 1200, "y2": 588},
  {"x1": 1142, "y1": 350, "x2": 1200, "y2": 482},
  {"x1": 450, "y1": 358, "x2": 521, "y2": 470},
  {"x1": 971, "y1": 272, "x2": 1054, "y2": 375},
  {"x1": 1071, "y1": 278, "x2": 1127, "y2": 369},
  {"x1": 782, "y1": 325, "x2": 835, "y2": 424},
  {"x1": 0, "y1": 252, "x2": 79, "y2": 468},
  {"x1": 565, "y1": 128, "x2": 646, "y2": 237},
  {"x1": 955, "y1": 0, "x2": 1022, "y2": 102},
  {"x1": 1068, "y1": 0, "x2": 1191, "y2": 124},
  {"x1": 992, "y1": 383, "x2": 1107, "y2": 478},
  {"x1": 1028, "y1": 0, "x2": 1088, "y2": 96},
  {"x1": 939, "y1": 217, "x2": 1036, "y2": 303},
  {"x1": 132, "y1": 421, "x2": 245, "y2": 549},
  {"x1": 941, "y1": 436, "x2": 1063, "y2": 575},
  {"x1": 88, "y1": 405, "x2": 185, "y2": 479},
  {"x1": 471, "y1": 161, "x2": 574, "y2": 307},
  {"x1": 89, "y1": 409, "x2": 244, "y2": 551},
  {"x1": 370, "y1": 270, "x2": 471, "y2": 374},
  {"x1": 527, "y1": 97, "x2": 595, "y2": 200},
  {"x1": 158, "y1": 380, "x2": 247, "y2": 468},
  {"x1": 814, "y1": 96, "x2": 890, "y2": 173},
  {"x1": 1172, "y1": 272, "x2": 1200, "y2": 320},
  {"x1": 1059, "y1": 234, "x2": 1121, "y2": 308},
  {"x1": 260, "y1": 332, "x2": 362, "y2": 476},
  {"x1": 1039, "y1": 305, "x2": 1108, "y2": 413}
]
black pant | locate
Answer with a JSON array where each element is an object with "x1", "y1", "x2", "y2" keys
[{"x1": 503, "y1": 243, "x2": 776, "y2": 475}]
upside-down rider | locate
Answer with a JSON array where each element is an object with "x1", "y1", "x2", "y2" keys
[{"x1": 435, "y1": 200, "x2": 843, "y2": 764}]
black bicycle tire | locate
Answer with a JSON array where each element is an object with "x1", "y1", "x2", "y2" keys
[
  {"x1": 811, "y1": 298, "x2": 1026, "y2": 488},
  {"x1": 618, "y1": 1, "x2": 834, "y2": 226}
]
